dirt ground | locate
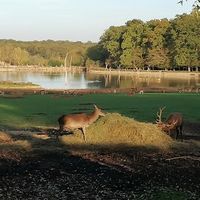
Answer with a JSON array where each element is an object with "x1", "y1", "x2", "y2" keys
[
  {"x1": 0, "y1": 85, "x2": 199, "y2": 96},
  {"x1": 0, "y1": 122, "x2": 200, "y2": 199},
  {"x1": 0, "y1": 151, "x2": 199, "y2": 200}
]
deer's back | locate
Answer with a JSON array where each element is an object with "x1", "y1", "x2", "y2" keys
[
  {"x1": 58, "y1": 113, "x2": 90, "y2": 129},
  {"x1": 166, "y1": 112, "x2": 183, "y2": 126}
]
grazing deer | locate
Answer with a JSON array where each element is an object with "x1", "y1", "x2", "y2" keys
[
  {"x1": 139, "y1": 90, "x2": 144, "y2": 95},
  {"x1": 58, "y1": 105, "x2": 105, "y2": 141},
  {"x1": 156, "y1": 107, "x2": 183, "y2": 139}
]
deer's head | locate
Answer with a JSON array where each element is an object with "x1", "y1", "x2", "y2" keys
[
  {"x1": 94, "y1": 104, "x2": 106, "y2": 117},
  {"x1": 157, "y1": 122, "x2": 178, "y2": 133},
  {"x1": 156, "y1": 107, "x2": 178, "y2": 133}
]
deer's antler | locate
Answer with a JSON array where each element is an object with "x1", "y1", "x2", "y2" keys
[{"x1": 156, "y1": 107, "x2": 166, "y2": 124}]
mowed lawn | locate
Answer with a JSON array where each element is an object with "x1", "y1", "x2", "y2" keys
[{"x1": 0, "y1": 93, "x2": 199, "y2": 129}]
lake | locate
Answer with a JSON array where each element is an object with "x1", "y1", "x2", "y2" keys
[{"x1": 0, "y1": 71, "x2": 199, "y2": 89}]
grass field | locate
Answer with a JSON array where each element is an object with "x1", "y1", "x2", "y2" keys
[{"x1": 0, "y1": 93, "x2": 199, "y2": 129}]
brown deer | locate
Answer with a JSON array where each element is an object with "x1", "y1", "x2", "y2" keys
[
  {"x1": 156, "y1": 107, "x2": 183, "y2": 139},
  {"x1": 58, "y1": 105, "x2": 105, "y2": 141}
]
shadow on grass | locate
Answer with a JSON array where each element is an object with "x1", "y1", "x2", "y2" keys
[
  {"x1": 0, "y1": 126, "x2": 168, "y2": 162},
  {"x1": 0, "y1": 122, "x2": 199, "y2": 168},
  {"x1": 59, "y1": 142, "x2": 163, "y2": 154}
]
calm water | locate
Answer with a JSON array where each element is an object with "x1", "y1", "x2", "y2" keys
[{"x1": 0, "y1": 71, "x2": 199, "y2": 89}]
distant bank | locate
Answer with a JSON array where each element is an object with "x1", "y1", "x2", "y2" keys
[{"x1": 0, "y1": 66, "x2": 199, "y2": 79}]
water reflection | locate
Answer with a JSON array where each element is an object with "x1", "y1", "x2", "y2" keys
[{"x1": 0, "y1": 71, "x2": 199, "y2": 89}]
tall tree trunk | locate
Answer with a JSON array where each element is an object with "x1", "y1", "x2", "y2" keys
[
  {"x1": 64, "y1": 53, "x2": 68, "y2": 68},
  {"x1": 69, "y1": 56, "x2": 73, "y2": 71}
]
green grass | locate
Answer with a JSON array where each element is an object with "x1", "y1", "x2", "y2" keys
[{"x1": 0, "y1": 93, "x2": 199, "y2": 129}]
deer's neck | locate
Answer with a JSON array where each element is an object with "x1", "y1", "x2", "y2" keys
[{"x1": 88, "y1": 110, "x2": 99, "y2": 124}]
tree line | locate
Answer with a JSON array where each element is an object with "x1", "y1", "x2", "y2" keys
[
  {"x1": 87, "y1": 10, "x2": 200, "y2": 71},
  {"x1": 0, "y1": 40, "x2": 93, "y2": 67}
]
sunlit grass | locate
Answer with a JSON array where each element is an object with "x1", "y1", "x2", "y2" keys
[
  {"x1": 0, "y1": 93, "x2": 199, "y2": 129},
  {"x1": 0, "y1": 131, "x2": 31, "y2": 151}
]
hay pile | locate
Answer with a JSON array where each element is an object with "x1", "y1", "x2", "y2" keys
[{"x1": 60, "y1": 113, "x2": 173, "y2": 150}]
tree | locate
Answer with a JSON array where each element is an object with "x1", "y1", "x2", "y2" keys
[
  {"x1": 99, "y1": 26, "x2": 126, "y2": 67},
  {"x1": 146, "y1": 48, "x2": 170, "y2": 69},
  {"x1": 11, "y1": 47, "x2": 29, "y2": 65},
  {"x1": 86, "y1": 44, "x2": 108, "y2": 65},
  {"x1": 120, "y1": 20, "x2": 145, "y2": 68},
  {"x1": 144, "y1": 19, "x2": 171, "y2": 69},
  {"x1": 170, "y1": 11, "x2": 200, "y2": 69}
]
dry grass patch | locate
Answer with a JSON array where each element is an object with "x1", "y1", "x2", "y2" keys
[
  {"x1": 0, "y1": 81, "x2": 39, "y2": 89},
  {"x1": 0, "y1": 131, "x2": 31, "y2": 161},
  {"x1": 60, "y1": 113, "x2": 173, "y2": 151},
  {"x1": 0, "y1": 131, "x2": 13, "y2": 143}
]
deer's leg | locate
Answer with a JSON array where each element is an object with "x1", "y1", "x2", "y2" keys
[
  {"x1": 176, "y1": 127, "x2": 179, "y2": 139},
  {"x1": 59, "y1": 124, "x2": 64, "y2": 132},
  {"x1": 180, "y1": 125, "x2": 183, "y2": 141},
  {"x1": 57, "y1": 124, "x2": 64, "y2": 139},
  {"x1": 81, "y1": 127, "x2": 86, "y2": 141}
]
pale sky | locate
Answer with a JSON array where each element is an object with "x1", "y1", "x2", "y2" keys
[{"x1": 0, "y1": 0, "x2": 194, "y2": 42}]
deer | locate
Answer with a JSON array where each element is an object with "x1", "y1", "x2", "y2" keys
[
  {"x1": 58, "y1": 105, "x2": 105, "y2": 141},
  {"x1": 156, "y1": 107, "x2": 183, "y2": 140}
]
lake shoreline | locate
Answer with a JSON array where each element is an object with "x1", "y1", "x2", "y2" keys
[
  {"x1": 0, "y1": 87, "x2": 199, "y2": 95},
  {"x1": 0, "y1": 66, "x2": 199, "y2": 90},
  {"x1": 0, "y1": 66, "x2": 200, "y2": 79},
  {"x1": 91, "y1": 69, "x2": 200, "y2": 79}
]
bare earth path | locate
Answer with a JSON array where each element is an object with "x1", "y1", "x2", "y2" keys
[
  {"x1": 0, "y1": 152, "x2": 147, "y2": 200},
  {"x1": 0, "y1": 150, "x2": 200, "y2": 200}
]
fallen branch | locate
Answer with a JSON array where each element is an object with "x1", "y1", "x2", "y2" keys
[{"x1": 166, "y1": 156, "x2": 200, "y2": 161}]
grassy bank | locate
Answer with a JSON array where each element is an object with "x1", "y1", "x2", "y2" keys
[
  {"x1": 0, "y1": 93, "x2": 199, "y2": 129},
  {"x1": 91, "y1": 68, "x2": 200, "y2": 79},
  {"x1": 0, "y1": 81, "x2": 40, "y2": 89}
]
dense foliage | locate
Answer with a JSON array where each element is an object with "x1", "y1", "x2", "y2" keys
[
  {"x1": 0, "y1": 40, "x2": 94, "y2": 67},
  {"x1": 87, "y1": 11, "x2": 200, "y2": 70},
  {"x1": 0, "y1": 11, "x2": 199, "y2": 70}
]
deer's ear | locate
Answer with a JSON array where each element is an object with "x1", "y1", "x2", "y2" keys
[{"x1": 93, "y1": 104, "x2": 98, "y2": 109}]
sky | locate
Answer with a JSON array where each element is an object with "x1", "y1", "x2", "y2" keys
[{"x1": 0, "y1": 0, "x2": 194, "y2": 42}]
